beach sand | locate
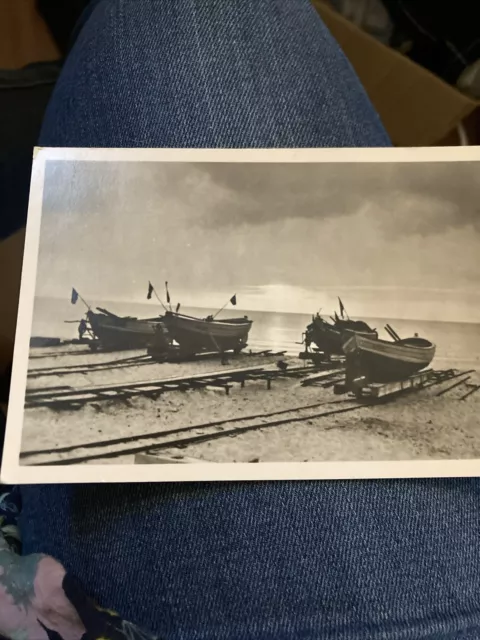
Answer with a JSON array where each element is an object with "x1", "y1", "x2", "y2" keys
[{"x1": 20, "y1": 346, "x2": 480, "y2": 466}]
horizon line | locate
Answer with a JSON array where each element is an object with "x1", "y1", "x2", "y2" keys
[{"x1": 35, "y1": 294, "x2": 480, "y2": 326}]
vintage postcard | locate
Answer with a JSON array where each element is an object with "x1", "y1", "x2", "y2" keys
[{"x1": 2, "y1": 147, "x2": 480, "y2": 483}]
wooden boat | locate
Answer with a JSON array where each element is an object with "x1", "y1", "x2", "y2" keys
[
  {"x1": 86, "y1": 307, "x2": 165, "y2": 350},
  {"x1": 161, "y1": 310, "x2": 252, "y2": 355},
  {"x1": 342, "y1": 331, "x2": 436, "y2": 382},
  {"x1": 305, "y1": 313, "x2": 378, "y2": 356}
]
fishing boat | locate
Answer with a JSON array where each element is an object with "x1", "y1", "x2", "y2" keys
[
  {"x1": 342, "y1": 330, "x2": 436, "y2": 382},
  {"x1": 305, "y1": 313, "x2": 378, "y2": 356},
  {"x1": 86, "y1": 307, "x2": 166, "y2": 350},
  {"x1": 161, "y1": 310, "x2": 253, "y2": 355}
]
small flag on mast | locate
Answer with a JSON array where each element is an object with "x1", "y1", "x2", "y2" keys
[
  {"x1": 147, "y1": 282, "x2": 153, "y2": 300},
  {"x1": 338, "y1": 297, "x2": 345, "y2": 318},
  {"x1": 165, "y1": 282, "x2": 171, "y2": 305},
  {"x1": 230, "y1": 294, "x2": 237, "y2": 306},
  {"x1": 71, "y1": 288, "x2": 79, "y2": 305}
]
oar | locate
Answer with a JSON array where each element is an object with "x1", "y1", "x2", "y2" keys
[{"x1": 385, "y1": 324, "x2": 401, "y2": 342}]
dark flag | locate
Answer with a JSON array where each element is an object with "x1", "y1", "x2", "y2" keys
[
  {"x1": 230, "y1": 294, "x2": 237, "y2": 306},
  {"x1": 165, "y1": 282, "x2": 171, "y2": 304},
  {"x1": 71, "y1": 288, "x2": 79, "y2": 305},
  {"x1": 176, "y1": 302, "x2": 181, "y2": 313},
  {"x1": 338, "y1": 297, "x2": 345, "y2": 318},
  {"x1": 147, "y1": 282, "x2": 153, "y2": 300}
]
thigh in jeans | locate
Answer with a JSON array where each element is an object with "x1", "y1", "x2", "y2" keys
[{"x1": 18, "y1": 1, "x2": 480, "y2": 639}]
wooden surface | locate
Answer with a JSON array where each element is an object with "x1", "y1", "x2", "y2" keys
[
  {"x1": 314, "y1": 0, "x2": 479, "y2": 147},
  {"x1": 0, "y1": 230, "x2": 25, "y2": 371},
  {"x1": 0, "y1": 0, "x2": 60, "y2": 69}
]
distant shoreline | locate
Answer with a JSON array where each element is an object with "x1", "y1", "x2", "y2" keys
[{"x1": 32, "y1": 295, "x2": 480, "y2": 326}]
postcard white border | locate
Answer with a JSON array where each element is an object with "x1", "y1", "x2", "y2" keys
[{"x1": 3, "y1": 145, "x2": 480, "y2": 484}]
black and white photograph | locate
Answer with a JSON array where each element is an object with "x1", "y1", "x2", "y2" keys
[{"x1": 3, "y1": 147, "x2": 480, "y2": 483}]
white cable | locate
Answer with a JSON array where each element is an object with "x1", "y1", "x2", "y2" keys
[{"x1": 456, "y1": 122, "x2": 469, "y2": 146}]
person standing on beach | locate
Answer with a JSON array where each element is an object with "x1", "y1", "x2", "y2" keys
[{"x1": 78, "y1": 318, "x2": 87, "y2": 340}]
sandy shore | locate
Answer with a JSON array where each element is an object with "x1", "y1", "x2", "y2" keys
[{"x1": 20, "y1": 346, "x2": 480, "y2": 466}]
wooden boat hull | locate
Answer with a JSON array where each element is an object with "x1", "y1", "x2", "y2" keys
[
  {"x1": 162, "y1": 311, "x2": 252, "y2": 355},
  {"x1": 87, "y1": 310, "x2": 164, "y2": 350},
  {"x1": 342, "y1": 332, "x2": 436, "y2": 382},
  {"x1": 306, "y1": 317, "x2": 378, "y2": 355}
]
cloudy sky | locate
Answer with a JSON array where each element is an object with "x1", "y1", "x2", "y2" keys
[{"x1": 35, "y1": 158, "x2": 480, "y2": 322}]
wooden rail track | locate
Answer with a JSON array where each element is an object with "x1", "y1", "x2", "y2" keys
[
  {"x1": 332, "y1": 368, "x2": 476, "y2": 400},
  {"x1": 27, "y1": 349, "x2": 289, "y2": 378},
  {"x1": 20, "y1": 366, "x2": 478, "y2": 466},
  {"x1": 22, "y1": 398, "x2": 367, "y2": 466},
  {"x1": 28, "y1": 354, "x2": 154, "y2": 378},
  {"x1": 25, "y1": 363, "x2": 326, "y2": 410}
]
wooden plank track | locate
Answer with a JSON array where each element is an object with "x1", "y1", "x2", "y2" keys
[
  {"x1": 301, "y1": 370, "x2": 345, "y2": 388},
  {"x1": 20, "y1": 397, "x2": 353, "y2": 461},
  {"x1": 25, "y1": 364, "x2": 320, "y2": 409},
  {"x1": 360, "y1": 369, "x2": 434, "y2": 399},
  {"x1": 28, "y1": 356, "x2": 154, "y2": 378},
  {"x1": 333, "y1": 368, "x2": 476, "y2": 400},
  {"x1": 419, "y1": 369, "x2": 475, "y2": 390},
  {"x1": 436, "y1": 376, "x2": 471, "y2": 397},
  {"x1": 27, "y1": 349, "x2": 289, "y2": 377},
  {"x1": 460, "y1": 385, "x2": 480, "y2": 401},
  {"x1": 29, "y1": 400, "x2": 367, "y2": 466}
]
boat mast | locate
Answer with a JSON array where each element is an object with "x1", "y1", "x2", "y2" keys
[
  {"x1": 147, "y1": 282, "x2": 168, "y2": 312},
  {"x1": 71, "y1": 288, "x2": 91, "y2": 310},
  {"x1": 338, "y1": 297, "x2": 349, "y2": 320},
  {"x1": 212, "y1": 294, "x2": 237, "y2": 320}
]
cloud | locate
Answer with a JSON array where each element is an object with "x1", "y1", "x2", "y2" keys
[
  {"x1": 189, "y1": 160, "x2": 480, "y2": 235},
  {"x1": 43, "y1": 159, "x2": 480, "y2": 238},
  {"x1": 35, "y1": 158, "x2": 480, "y2": 323}
]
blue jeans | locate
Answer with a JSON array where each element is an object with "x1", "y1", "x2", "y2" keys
[{"x1": 20, "y1": 1, "x2": 479, "y2": 638}]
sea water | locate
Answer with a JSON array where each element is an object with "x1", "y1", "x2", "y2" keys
[{"x1": 31, "y1": 296, "x2": 480, "y2": 370}]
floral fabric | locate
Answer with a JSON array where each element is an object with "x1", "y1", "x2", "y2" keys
[{"x1": 0, "y1": 486, "x2": 160, "y2": 640}]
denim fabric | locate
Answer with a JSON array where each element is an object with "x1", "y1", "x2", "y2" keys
[
  {"x1": 18, "y1": 1, "x2": 480, "y2": 639},
  {"x1": 38, "y1": 0, "x2": 388, "y2": 148}
]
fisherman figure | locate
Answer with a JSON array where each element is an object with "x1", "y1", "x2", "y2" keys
[{"x1": 78, "y1": 318, "x2": 88, "y2": 339}]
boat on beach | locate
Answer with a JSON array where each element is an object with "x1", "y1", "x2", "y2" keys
[
  {"x1": 86, "y1": 307, "x2": 166, "y2": 350},
  {"x1": 161, "y1": 310, "x2": 253, "y2": 356},
  {"x1": 342, "y1": 331, "x2": 436, "y2": 382},
  {"x1": 305, "y1": 298, "x2": 378, "y2": 356},
  {"x1": 305, "y1": 314, "x2": 378, "y2": 355}
]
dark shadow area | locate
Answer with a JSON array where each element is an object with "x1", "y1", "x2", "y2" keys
[{"x1": 0, "y1": 62, "x2": 61, "y2": 240}]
